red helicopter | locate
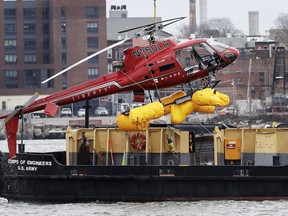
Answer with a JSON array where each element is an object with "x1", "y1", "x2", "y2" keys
[{"x1": 0, "y1": 17, "x2": 239, "y2": 158}]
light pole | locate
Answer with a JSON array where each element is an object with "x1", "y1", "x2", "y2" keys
[{"x1": 232, "y1": 79, "x2": 235, "y2": 113}]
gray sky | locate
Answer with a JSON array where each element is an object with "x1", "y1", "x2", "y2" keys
[{"x1": 106, "y1": 0, "x2": 288, "y2": 35}]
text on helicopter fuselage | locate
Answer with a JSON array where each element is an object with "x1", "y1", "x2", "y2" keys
[{"x1": 132, "y1": 40, "x2": 171, "y2": 59}]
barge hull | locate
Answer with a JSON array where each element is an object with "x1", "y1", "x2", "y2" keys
[{"x1": 2, "y1": 153, "x2": 288, "y2": 202}]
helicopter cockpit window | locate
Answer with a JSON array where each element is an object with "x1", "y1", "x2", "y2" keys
[
  {"x1": 175, "y1": 42, "x2": 218, "y2": 74},
  {"x1": 175, "y1": 49, "x2": 199, "y2": 71}
]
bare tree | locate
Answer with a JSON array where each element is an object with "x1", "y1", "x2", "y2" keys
[
  {"x1": 272, "y1": 13, "x2": 288, "y2": 47},
  {"x1": 274, "y1": 13, "x2": 288, "y2": 30},
  {"x1": 174, "y1": 24, "x2": 191, "y2": 39},
  {"x1": 175, "y1": 17, "x2": 244, "y2": 39},
  {"x1": 200, "y1": 17, "x2": 244, "y2": 37}
]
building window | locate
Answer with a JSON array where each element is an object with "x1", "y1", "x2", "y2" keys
[
  {"x1": 23, "y1": 8, "x2": 36, "y2": 18},
  {"x1": 114, "y1": 49, "x2": 123, "y2": 60},
  {"x1": 2, "y1": 101, "x2": 7, "y2": 110},
  {"x1": 24, "y1": 39, "x2": 36, "y2": 49},
  {"x1": 236, "y1": 71, "x2": 242, "y2": 84},
  {"x1": 43, "y1": 53, "x2": 50, "y2": 64},
  {"x1": 5, "y1": 70, "x2": 18, "y2": 89},
  {"x1": 259, "y1": 71, "x2": 265, "y2": 84},
  {"x1": 86, "y1": 7, "x2": 98, "y2": 18},
  {"x1": 87, "y1": 22, "x2": 98, "y2": 32},
  {"x1": 43, "y1": 38, "x2": 50, "y2": 49},
  {"x1": 107, "y1": 49, "x2": 112, "y2": 59},
  {"x1": 24, "y1": 23, "x2": 36, "y2": 34},
  {"x1": 4, "y1": 24, "x2": 17, "y2": 34},
  {"x1": 4, "y1": 9, "x2": 17, "y2": 18},
  {"x1": 40, "y1": 69, "x2": 54, "y2": 88},
  {"x1": 61, "y1": 23, "x2": 66, "y2": 33},
  {"x1": 87, "y1": 52, "x2": 99, "y2": 64},
  {"x1": 4, "y1": 39, "x2": 17, "y2": 50},
  {"x1": 24, "y1": 54, "x2": 37, "y2": 63},
  {"x1": 87, "y1": 37, "x2": 98, "y2": 48},
  {"x1": 236, "y1": 77, "x2": 242, "y2": 84},
  {"x1": 42, "y1": 8, "x2": 49, "y2": 19},
  {"x1": 108, "y1": 64, "x2": 113, "y2": 74},
  {"x1": 88, "y1": 68, "x2": 99, "y2": 79},
  {"x1": 61, "y1": 7, "x2": 66, "y2": 19},
  {"x1": 62, "y1": 73, "x2": 67, "y2": 90},
  {"x1": 62, "y1": 53, "x2": 67, "y2": 66},
  {"x1": 43, "y1": 23, "x2": 49, "y2": 34},
  {"x1": 25, "y1": 69, "x2": 38, "y2": 88},
  {"x1": 61, "y1": 38, "x2": 66, "y2": 50},
  {"x1": 5, "y1": 54, "x2": 17, "y2": 64}
]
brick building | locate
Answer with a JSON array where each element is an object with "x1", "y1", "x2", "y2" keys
[
  {"x1": 0, "y1": 0, "x2": 107, "y2": 113},
  {"x1": 215, "y1": 37, "x2": 288, "y2": 113}
]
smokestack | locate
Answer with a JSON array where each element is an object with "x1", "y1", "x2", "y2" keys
[
  {"x1": 249, "y1": 11, "x2": 259, "y2": 35},
  {"x1": 199, "y1": 0, "x2": 207, "y2": 26},
  {"x1": 189, "y1": 0, "x2": 197, "y2": 34}
]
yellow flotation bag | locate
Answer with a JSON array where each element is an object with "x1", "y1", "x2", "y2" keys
[
  {"x1": 117, "y1": 113, "x2": 149, "y2": 131},
  {"x1": 192, "y1": 88, "x2": 229, "y2": 106},
  {"x1": 170, "y1": 100, "x2": 195, "y2": 124},
  {"x1": 160, "y1": 90, "x2": 187, "y2": 115},
  {"x1": 129, "y1": 102, "x2": 165, "y2": 124},
  {"x1": 170, "y1": 101, "x2": 216, "y2": 124}
]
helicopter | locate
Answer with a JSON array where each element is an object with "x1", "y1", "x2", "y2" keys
[{"x1": 0, "y1": 17, "x2": 239, "y2": 158}]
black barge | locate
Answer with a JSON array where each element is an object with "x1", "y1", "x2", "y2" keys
[{"x1": 1, "y1": 124, "x2": 288, "y2": 202}]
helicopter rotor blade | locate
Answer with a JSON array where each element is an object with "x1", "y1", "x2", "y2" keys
[
  {"x1": 41, "y1": 38, "x2": 131, "y2": 84},
  {"x1": 118, "y1": 16, "x2": 186, "y2": 34},
  {"x1": 4, "y1": 109, "x2": 19, "y2": 123},
  {"x1": 161, "y1": 17, "x2": 186, "y2": 29},
  {"x1": 23, "y1": 91, "x2": 40, "y2": 107},
  {"x1": 5, "y1": 92, "x2": 40, "y2": 123}
]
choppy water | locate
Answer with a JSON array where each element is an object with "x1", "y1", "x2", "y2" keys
[
  {"x1": 1, "y1": 199, "x2": 288, "y2": 216},
  {"x1": 1, "y1": 140, "x2": 288, "y2": 215}
]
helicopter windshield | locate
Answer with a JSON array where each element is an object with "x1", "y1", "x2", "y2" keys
[{"x1": 206, "y1": 39, "x2": 229, "y2": 53}]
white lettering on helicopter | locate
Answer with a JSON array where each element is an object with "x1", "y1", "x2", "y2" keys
[
  {"x1": 132, "y1": 40, "x2": 171, "y2": 59},
  {"x1": 160, "y1": 72, "x2": 181, "y2": 81},
  {"x1": 68, "y1": 82, "x2": 124, "y2": 102},
  {"x1": 72, "y1": 87, "x2": 110, "y2": 101}
]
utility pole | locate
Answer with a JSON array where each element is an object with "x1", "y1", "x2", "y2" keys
[{"x1": 247, "y1": 59, "x2": 252, "y2": 116}]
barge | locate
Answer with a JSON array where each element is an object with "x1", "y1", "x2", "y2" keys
[{"x1": 2, "y1": 123, "x2": 288, "y2": 202}]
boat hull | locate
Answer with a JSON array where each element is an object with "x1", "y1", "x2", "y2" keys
[{"x1": 2, "y1": 152, "x2": 288, "y2": 202}]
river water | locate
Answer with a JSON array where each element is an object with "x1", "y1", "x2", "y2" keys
[
  {"x1": 1, "y1": 199, "x2": 288, "y2": 216},
  {"x1": 1, "y1": 140, "x2": 288, "y2": 215}
]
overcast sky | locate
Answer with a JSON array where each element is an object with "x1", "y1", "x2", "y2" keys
[{"x1": 106, "y1": 0, "x2": 288, "y2": 35}]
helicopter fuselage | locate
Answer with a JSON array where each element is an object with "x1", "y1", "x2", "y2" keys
[{"x1": 19, "y1": 38, "x2": 238, "y2": 115}]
